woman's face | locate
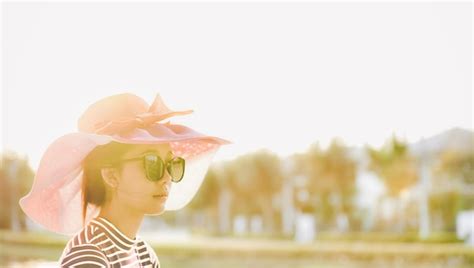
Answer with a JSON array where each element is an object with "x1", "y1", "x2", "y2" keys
[{"x1": 113, "y1": 143, "x2": 174, "y2": 215}]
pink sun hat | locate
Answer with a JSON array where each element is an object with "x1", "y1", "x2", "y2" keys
[{"x1": 19, "y1": 92, "x2": 232, "y2": 235}]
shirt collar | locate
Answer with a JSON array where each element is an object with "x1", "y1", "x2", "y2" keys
[{"x1": 91, "y1": 216, "x2": 137, "y2": 251}]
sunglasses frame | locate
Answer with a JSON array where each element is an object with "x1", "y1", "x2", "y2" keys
[{"x1": 112, "y1": 152, "x2": 185, "y2": 183}]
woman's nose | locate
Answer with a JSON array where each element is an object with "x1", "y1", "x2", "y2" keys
[{"x1": 160, "y1": 172, "x2": 172, "y2": 184}]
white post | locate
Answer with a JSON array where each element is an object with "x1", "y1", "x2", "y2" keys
[
  {"x1": 281, "y1": 159, "x2": 295, "y2": 236},
  {"x1": 8, "y1": 159, "x2": 20, "y2": 231},
  {"x1": 218, "y1": 188, "x2": 231, "y2": 234},
  {"x1": 282, "y1": 177, "x2": 295, "y2": 236},
  {"x1": 418, "y1": 143, "x2": 431, "y2": 239}
]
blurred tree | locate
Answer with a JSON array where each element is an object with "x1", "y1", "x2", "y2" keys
[
  {"x1": 428, "y1": 191, "x2": 460, "y2": 232},
  {"x1": 230, "y1": 149, "x2": 283, "y2": 234},
  {"x1": 189, "y1": 159, "x2": 241, "y2": 235},
  {"x1": 218, "y1": 160, "x2": 239, "y2": 234},
  {"x1": 0, "y1": 152, "x2": 35, "y2": 230},
  {"x1": 366, "y1": 135, "x2": 418, "y2": 197},
  {"x1": 429, "y1": 150, "x2": 474, "y2": 231},
  {"x1": 366, "y1": 135, "x2": 418, "y2": 231},
  {"x1": 251, "y1": 149, "x2": 284, "y2": 233},
  {"x1": 302, "y1": 139, "x2": 358, "y2": 231},
  {"x1": 0, "y1": 168, "x2": 12, "y2": 229},
  {"x1": 433, "y1": 150, "x2": 474, "y2": 186}
]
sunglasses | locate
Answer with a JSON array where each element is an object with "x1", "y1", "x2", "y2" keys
[{"x1": 115, "y1": 152, "x2": 185, "y2": 183}]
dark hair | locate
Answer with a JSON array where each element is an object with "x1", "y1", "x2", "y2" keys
[{"x1": 81, "y1": 142, "x2": 135, "y2": 225}]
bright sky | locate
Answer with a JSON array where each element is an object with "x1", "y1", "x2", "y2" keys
[{"x1": 2, "y1": 2, "x2": 472, "y2": 171}]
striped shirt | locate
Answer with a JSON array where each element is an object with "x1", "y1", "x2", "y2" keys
[{"x1": 59, "y1": 216, "x2": 160, "y2": 267}]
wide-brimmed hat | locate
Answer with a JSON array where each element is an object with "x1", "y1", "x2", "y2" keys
[{"x1": 19, "y1": 92, "x2": 231, "y2": 235}]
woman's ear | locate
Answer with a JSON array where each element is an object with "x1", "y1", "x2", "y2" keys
[{"x1": 100, "y1": 167, "x2": 120, "y2": 188}]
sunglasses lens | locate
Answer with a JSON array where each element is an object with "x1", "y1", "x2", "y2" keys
[
  {"x1": 167, "y1": 157, "x2": 185, "y2": 182},
  {"x1": 144, "y1": 155, "x2": 164, "y2": 181}
]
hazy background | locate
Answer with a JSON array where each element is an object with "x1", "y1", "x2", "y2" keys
[
  {"x1": 1, "y1": 1, "x2": 473, "y2": 268},
  {"x1": 2, "y1": 1, "x2": 471, "y2": 170}
]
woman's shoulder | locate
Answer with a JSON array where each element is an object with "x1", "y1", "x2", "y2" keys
[
  {"x1": 59, "y1": 242, "x2": 108, "y2": 267},
  {"x1": 62, "y1": 221, "x2": 103, "y2": 250},
  {"x1": 59, "y1": 223, "x2": 109, "y2": 267}
]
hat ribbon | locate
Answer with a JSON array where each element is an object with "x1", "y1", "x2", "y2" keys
[{"x1": 92, "y1": 97, "x2": 193, "y2": 135}]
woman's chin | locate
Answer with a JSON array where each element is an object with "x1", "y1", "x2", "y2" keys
[
  {"x1": 145, "y1": 204, "x2": 166, "y2": 215},
  {"x1": 145, "y1": 210, "x2": 165, "y2": 216}
]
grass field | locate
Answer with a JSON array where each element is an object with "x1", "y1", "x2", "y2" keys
[{"x1": 1, "y1": 230, "x2": 473, "y2": 268}]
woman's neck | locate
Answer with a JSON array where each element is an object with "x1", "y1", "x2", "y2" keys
[{"x1": 98, "y1": 200, "x2": 144, "y2": 240}]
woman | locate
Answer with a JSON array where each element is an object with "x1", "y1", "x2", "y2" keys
[{"x1": 19, "y1": 93, "x2": 231, "y2": 267}]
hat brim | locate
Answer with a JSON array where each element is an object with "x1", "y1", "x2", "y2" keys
[{"x1": 19, "y1": 123, "x2": 231, "y2": 235}]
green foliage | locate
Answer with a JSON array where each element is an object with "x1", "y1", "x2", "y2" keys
[
  {"x1": 429, "y1": 191, "x2": 461, "y2": 232},
  {"x1": 295, "y1": 139, "x2": 358, "y2": 229},
  {"x1": 434, "y1": 150, "x2": 474, "y2": 184},
  {"x1": 0, "y1": 152, "x2": 35, "y2": 230},
  {"x1": 366, "y1": 135, "x2": 418, "y2": 197}
]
